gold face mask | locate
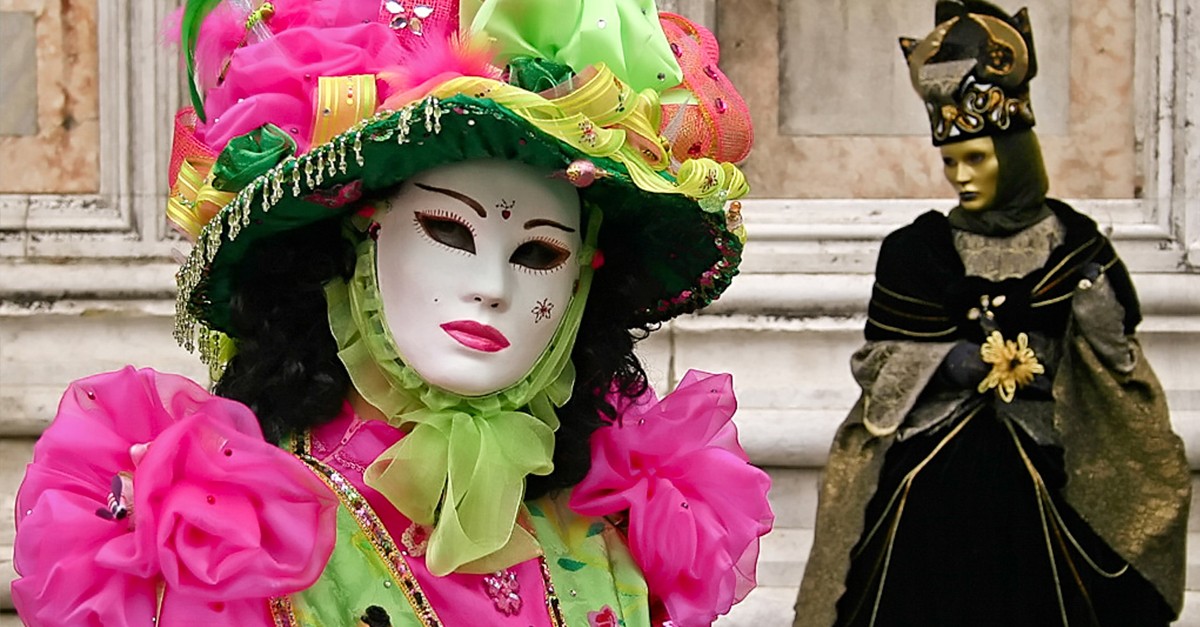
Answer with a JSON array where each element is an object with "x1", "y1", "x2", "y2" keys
[{"x1": 940, "y1": 136, "x2": 1000, "y2": 211}]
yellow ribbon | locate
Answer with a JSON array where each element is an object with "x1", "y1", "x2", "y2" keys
[
  {"x1": 421, "y1": 67, "x2": 748, "y2": 203},
  {"x1": 313, "y1": 75, "x2": 378, "y2": 147},
  {"x1": 167, "y1": 157, "x2": 235, "y2": 241},
  {"x1": 168, "y1": 74, "x2": 379, "y2": 241}
]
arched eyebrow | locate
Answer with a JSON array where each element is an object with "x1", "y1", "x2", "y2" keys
[
  {"x1": 524, "y1": 218, "x2": 577, "y2": 233},
  {"x1": 414, "y1": 183, "x2": 487, "y2": 218}
]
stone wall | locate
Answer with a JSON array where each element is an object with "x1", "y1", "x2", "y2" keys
[
  {"x1": 0, "y1": 0, "x2": 100, "y2": 193},
  {"x1": 2, "y1": 0, "x2": 1198, "y2": 625}
]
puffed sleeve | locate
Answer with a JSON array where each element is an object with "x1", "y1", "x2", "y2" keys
[
  {"x1": 12, "y1": 367, "x2": 338, "y2": 627},
  {"x1": 570, "y1": 370, "x2": 774, "y2": 627}
]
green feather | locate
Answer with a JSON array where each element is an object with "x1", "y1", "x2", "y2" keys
[{"x1": 181, "y1": 0, "x2": 224, "y2": 122}]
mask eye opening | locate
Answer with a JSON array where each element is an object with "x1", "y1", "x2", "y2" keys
[{"x1": 414, "y1": 210, "x2": 477, "y2": 254}]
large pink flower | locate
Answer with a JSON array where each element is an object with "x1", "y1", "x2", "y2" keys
[
  {"x1": 570, "y1": 370, "x2": 774, "y2": 627},
  {"x1": 12, "y1": 367, "x2": 337, "y2": 626}
]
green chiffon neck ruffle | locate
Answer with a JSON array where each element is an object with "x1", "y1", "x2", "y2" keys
[{"x1": 324, "y1": 210, "x2": 600, "y2": 575}]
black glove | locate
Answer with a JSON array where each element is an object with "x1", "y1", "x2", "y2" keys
[
  {"x1": 1078, "y1": 261, "x2": 1103, "y2": 286},
  {"x1": 936, "y1": 340, "x2": 990, "y2": 390}
]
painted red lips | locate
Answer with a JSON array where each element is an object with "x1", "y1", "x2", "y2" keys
[{"x1": 440, "y1": 320, "x2": 511, "y2": 353}]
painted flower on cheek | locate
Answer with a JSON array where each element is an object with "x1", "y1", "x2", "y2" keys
[{"x1": 531, "y1": 298, "x2": 554, "y2": 323}]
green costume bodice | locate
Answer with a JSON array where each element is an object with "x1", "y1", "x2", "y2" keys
[{"x1": 271, "y1": 425, "x2": 652, "y2": 627}]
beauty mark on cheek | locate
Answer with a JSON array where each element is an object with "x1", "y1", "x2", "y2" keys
[{"x1": 531, "y1": 298, "x2": 554, "y2": 323}]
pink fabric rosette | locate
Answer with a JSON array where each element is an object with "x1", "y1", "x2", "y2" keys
[
  {"x1": 570, "y1": 370, "x2": 774, "y2": 627},
  {"x1": 12, "y1": 367, "x2": 337, "y2": 627}
]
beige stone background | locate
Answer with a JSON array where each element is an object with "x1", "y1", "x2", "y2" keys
[
  {"x1": 0, "y1": 0, "x2": 100, "y2": 194},
  {"x1": 1, "y1": 0, "x2": 1198, "y2": 626},
  {"x1": 730, "y1": 0, "x2": 1139, "y2": 200}
]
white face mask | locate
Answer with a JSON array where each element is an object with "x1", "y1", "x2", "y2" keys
[{"x1": 374, "y1": 160, "x2": 583, "y2": 397}]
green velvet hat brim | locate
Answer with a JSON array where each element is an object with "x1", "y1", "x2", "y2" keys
[{"x1": 179, "y1": 95, "x2": 741, "y2": 340}]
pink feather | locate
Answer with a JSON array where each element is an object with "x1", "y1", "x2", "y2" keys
[
  {"x1": 165, "y1": 0, "x2": 378, "y2": 93},
  {"x1": 193, "y1": 5, "x2": 245, "y2": 92},
  {"x1": 378, "y1": 23, "x2": 501, "y2": 110},
  {"x1": 162, "y1": 8, "x2": 184, "y2": 46}
]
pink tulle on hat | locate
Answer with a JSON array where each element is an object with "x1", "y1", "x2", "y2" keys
[
  {"x1": 570, "y1": 370, "x2": 774, "y2": 627},
  {"x1": 169, "y1": 0, "x2": 387, "y2": 95},
  {"x1": 172, "y1": 0, "x2": 479, "y2": 156},
  {"x1": 196, "y1": 23, "x2": 407, "y2": 153},
  {"x1": 12, "y1": 367, "x2": 337, "y2": 627}
]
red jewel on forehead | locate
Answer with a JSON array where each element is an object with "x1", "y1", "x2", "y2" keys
[{"x1": 496, "y1": 199, "x2": 516, "y2": 220}]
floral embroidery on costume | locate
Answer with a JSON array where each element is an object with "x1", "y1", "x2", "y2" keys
[
  {"x1": 401, "y1": 522, "x2": 431, "y2": 557},
  {"x1": 589, "y1": 605, "x2": 620, "y2": 627}
]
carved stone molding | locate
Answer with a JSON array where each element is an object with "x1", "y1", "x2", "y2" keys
[{"x1": 0, "y1": 0, "x2": 181, "y2": 259}]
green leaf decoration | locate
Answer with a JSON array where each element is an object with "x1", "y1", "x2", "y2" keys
[
  {"x1": 526, "y1": 502, "x2": 545, "y2": 518},
  {"x1": 586, "y1": 522, "x2": 606, "y2": 537},
  {"x1": 556, "y1": 557, "x2": 588, "y2": 572}
]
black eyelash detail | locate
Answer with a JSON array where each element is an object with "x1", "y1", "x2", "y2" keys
[
  {"x1": 512, "y1": 236, "x2": 572, "y2": 274},
  {"x1": 411, "y1": 210, "x2": 477, "y2": 255},
  {"x1": 414, "y1": 209, "x2": 476, "y2": 237}
]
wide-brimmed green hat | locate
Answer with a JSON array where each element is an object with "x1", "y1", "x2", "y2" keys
[{"x1": 168, "y1": 0, "x2": 751, "y2": 357}]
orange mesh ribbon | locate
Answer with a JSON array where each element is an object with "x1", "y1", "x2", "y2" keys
[
  {"x1": 658, "y1": 13, "x2": 753, "y2": 165},
  {"x1": 167, "y1": 108, "x2": 229, "y2": 241}
]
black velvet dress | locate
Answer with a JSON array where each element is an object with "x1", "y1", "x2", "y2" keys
[{"x1": 833, "y1": 201, "x2": 1174, "y2": 627}]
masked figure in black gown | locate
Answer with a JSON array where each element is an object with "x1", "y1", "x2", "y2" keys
[{"x1": 793, "y1": 2, "x2": 1190, "y2": 626}]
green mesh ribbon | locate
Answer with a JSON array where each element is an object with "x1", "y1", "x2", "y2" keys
[
  {"x1": 505, "y1": 57, "x2": 577, "y2": 93},
  {"x1": 463, "y1": 0, "x2": 683, "y2": 93},
  {"x1": 325, "y1": 210, "x2": 602, "y2": 576}
]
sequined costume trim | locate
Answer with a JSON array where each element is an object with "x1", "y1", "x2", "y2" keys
[
  {"x1": 284, "y1": 431, "x2": 444, "y2": 627},
  {"x1": 271, "y1": 431, "x2": 569, "y2": 627}
]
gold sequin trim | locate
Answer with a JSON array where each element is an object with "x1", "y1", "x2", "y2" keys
[
  {"x1": 268, "y1": 596, "x2": 299, "y2": 627},
  {"x1": 292, "y1": 432, "x2": 444, "y2": 627}
]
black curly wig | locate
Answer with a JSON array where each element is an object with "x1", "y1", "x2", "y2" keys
[{"x1": 214, "y1": 209, "x2": 656, "y2": 500}]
